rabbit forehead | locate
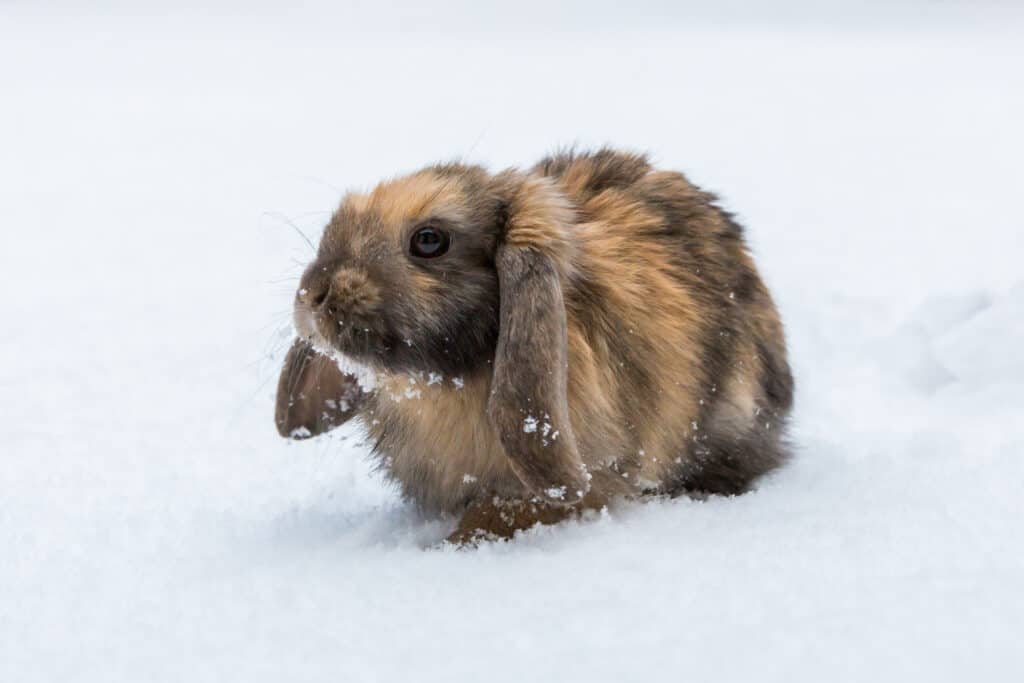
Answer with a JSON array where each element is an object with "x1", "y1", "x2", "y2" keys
[{"x1": 342, "y1": 170, "x2": 469, "y2": 236}]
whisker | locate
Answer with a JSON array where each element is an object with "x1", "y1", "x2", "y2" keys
[
  {"x1": 263, "y1": 210, "x2": 317, "y2": 253},
  {"x1": 458, "y1": 129, "x2": 487, "y2": 165},
  {"x1": 265, "y1": 275, "x2": 301, "y2": 285},
  {"x1": 289, "y1": 174, "x2": 345, "y2": 195}
]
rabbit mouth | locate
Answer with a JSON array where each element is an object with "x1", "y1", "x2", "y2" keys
[
  {"x1": 293, "y1": 303, "x2": 390, "y2": 368},
  {"x1": 318, "y1": 316, "x2": 393, "y2": 366}
]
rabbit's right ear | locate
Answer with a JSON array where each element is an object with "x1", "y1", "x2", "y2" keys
[
  {"x1": 486, "y1": 174, "x2": 590, "y2": 505},
  {"x1": 275, "y1": 339, "x2": 363, "y2": 439}
]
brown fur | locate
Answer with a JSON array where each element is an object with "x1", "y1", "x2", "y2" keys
[
  {"x1": 275, "y1": 340, "x2": 363, "y2": 438},
  {"x1": 447, "y1": 498, "x2": 580, "y2": 545},
  {"x1": 275, "y1": 149, "x2": 794, "y2": 543}
]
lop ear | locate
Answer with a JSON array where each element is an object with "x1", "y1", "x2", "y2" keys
[
  {"x1": 275, "y1": 339, "x2": 364, "y2": 439},
  {"x1": 486, "y1": 175, "x2": 589, "y2": 505}
]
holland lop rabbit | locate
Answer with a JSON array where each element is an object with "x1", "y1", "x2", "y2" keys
[{"x1": 275, "y1": 149, "x2": 793, "y2": 542}]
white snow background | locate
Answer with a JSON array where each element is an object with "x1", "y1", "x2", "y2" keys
[{"x1": 2, "y1": 2, "x2": 1023, "y2": 680}]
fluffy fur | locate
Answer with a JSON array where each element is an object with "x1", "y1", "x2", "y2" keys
[{"x1": 275, "y1": 149, "x2": 794, "y2": 541}]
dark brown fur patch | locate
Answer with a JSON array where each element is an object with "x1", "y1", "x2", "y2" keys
[
  {"x1": 487, "y1": 242, "x2": 588, "y2": 505},
  {"x1": 275, "y1": 339, "x2": 364, "y2": 438}
]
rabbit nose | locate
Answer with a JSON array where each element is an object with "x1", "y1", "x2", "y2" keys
[
  {"x1": 297, "y1": 265, "x2": 379, "y2": 317},
  {"x1": 297, "y1": 279, "x2": 329, "y2": 308},
  {"x1": 329, "y1": 268, "x2": 379, "y2": 315}
]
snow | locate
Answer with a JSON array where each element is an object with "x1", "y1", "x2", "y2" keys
[
  {"x1": 326, "y1": 350, "x2": 380, "y2": 392},
  {"x1": 2, "y1": 2, "x2": 1023, "y2": 681}
]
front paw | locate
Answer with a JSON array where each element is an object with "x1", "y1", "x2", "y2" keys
[{"x1": 444, "y1": 497, "x2": 579, "y2": 547}]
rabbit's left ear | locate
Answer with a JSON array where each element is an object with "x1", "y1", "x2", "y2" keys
[
  {"x1": 275, "y1": 339, "x2": 364, "y2": 438},
  {"x1": 486, "y1": 175, "x2": 590, "y2": 505}
]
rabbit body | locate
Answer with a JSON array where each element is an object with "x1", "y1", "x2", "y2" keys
[{"x1": 277, "y1": 149, "x2": 793, "y2": 536}]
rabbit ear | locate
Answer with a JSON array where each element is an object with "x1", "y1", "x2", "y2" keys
[
  {"x1": 486, "y1": 176, "x2": 589, "y2": 505},
  {"x1": 275, "y1": 339, "x2": 364, "y2": 439}
]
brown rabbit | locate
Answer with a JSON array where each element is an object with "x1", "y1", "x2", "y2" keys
[{"x1": 275, "y1": 149, "x2": 793, "y2": 543}]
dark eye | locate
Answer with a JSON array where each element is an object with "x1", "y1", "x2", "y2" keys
[{"x1": 409, "y1": 225, "x2": 451, "y2": 258}]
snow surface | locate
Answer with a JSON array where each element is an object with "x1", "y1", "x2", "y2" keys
[{"x1": 2, "y1": 2, "x2": 1023, "y2": 681}]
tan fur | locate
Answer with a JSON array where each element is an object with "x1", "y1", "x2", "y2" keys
[
  {"x1": 362, "y1": 172, "x2": 468, "y2": 232},
  {"x1": 495, "y1": 172, "x2": 577, "y2": 268},
  {"x1": 367, "y1": 373, "x2": 522, "y2": 510}
]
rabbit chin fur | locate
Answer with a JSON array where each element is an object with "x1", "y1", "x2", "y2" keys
[{"x1": 276, "y1": 148, "x2": 794, "y2": 525}]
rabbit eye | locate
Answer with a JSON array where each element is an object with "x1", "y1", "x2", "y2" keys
[{"x1": 409, "y1": 225, "x2": 450, "y2": 258}]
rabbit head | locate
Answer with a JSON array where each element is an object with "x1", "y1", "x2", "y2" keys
[{"x1": 278, "y1": 164, "x2": 590, "y2": 504}]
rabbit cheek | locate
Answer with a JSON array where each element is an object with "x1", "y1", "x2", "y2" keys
[{"x1": 378, "y1": 267, "x2": 499, "y2": 377}]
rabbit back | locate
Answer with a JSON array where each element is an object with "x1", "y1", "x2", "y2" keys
[{"x1": 538, "y1": 149, "x2": 793, "y2": 496}]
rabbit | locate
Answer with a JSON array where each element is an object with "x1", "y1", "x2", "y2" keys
[{"x1": 275, "y1": 148, "x2": 794, "y2": 543}]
